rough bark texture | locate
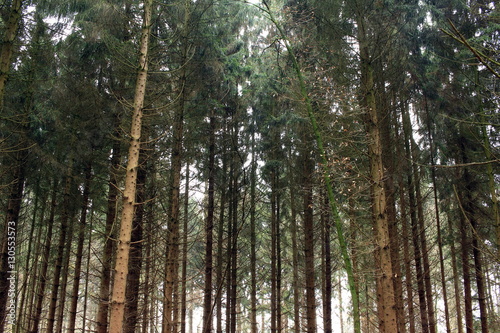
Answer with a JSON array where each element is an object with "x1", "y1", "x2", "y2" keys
[
  {"x1": 108, "y1": 0, "x2": 152, "y2": 330},
  {"x1": 303, "y1": 148, "x2": 316, "y2": 333},
  {"x1": 357, "y1": 15, "x2": 398, "y2": 331}
]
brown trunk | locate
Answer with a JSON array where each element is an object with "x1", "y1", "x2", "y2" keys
[
  {"x1": 216, "y1": 143, "x2": 227, "y2": 333},
  {"x1": 124, "y1": 156, "x2": 146, "y2": 333},
  {"x1": 250, "y1": 131, "x2": 258, "y2": 333},
  {"x1": 460, "y1": 147, "x2": 489, "y2": 333},
  {"x1": 290, "y1": 180, "x2": 301, "y2": 333},
  {"x1": 402, "y1": 103, "x2": 429, "y2": 333},
  {"x1": 67, "y1": 163, "x2": 92, "y2": 332},
  {"x1": 46, "y1": 166, "x2": 73, "y2": 333},
  {"x1": 0, "y1": 156, "x2": 25, "y2": 329},
  {"x1": 30, "y1": 181, "x2": 57, "y2": 333},
  {"x1": 271, "y1": 167, "x2": 277, "y2": 333},
  {"x1": 303, "y1": 148, "x2": 316, "y2": 333},
  {"x1": 425, "y1": 101, "x2": 452, "y2": 333},
  {"x1": 108, "y1": 0, "x2": 152, "y2": 330},
  {"x1": 322, "y1": 192, "x2": 332, "y2": 333},
  {"x1": 447, "y1": 211, "x2": 464, "y2": 333},
  {"x1": 202, "y1": 111, "x2": 215, "y2": 333},
  {"x1": 181, "y1": 161, "x2": 190, "y2": 333},
  {"x1": 95, "y1": 129, "x2": 122, "y2": 333}
]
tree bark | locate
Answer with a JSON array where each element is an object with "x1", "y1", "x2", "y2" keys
[
  {"x1": 30, "y1": 181, "x2": 57, "y2": 333},
  {"x1": 108, "y1": 0, "x2": 152, "y2": 330},
  {"x1": 302, "y1": 147, "x2": 316, "y2": 333},
  {"x1": 96, "y1": 128, "x2": 122, "y2": 333},
  {"x1": 202, "y1": 110, "x2": 215, "y2": 333},
  {"x1": 67, "y1": 163, "x2": 92, "y2": 332},
  {"x1": 356, "y1": 13, "x2": 398, "y2": 332}
]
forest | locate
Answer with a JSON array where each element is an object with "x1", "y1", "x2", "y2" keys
[{"x1": 0, "y1": 0, "x2": 499, "y2": 332}]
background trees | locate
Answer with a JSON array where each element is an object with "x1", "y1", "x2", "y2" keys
[{"x1": 0, "y1": 0, "x2": 499, "y2": 332}]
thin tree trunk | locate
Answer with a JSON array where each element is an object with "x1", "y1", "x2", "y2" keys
[
  {"x1": 250, "y1": 130, "x2": 258, "y2": 333},
  {"x1": 322, "y1": 192, "x2": 332, "y2": 333},
  {"x1": 95, "y1": 129, "x2": 122, "y2": 333},
  {"x1": 303, "y1": 148, "x2": 316, "y2": 333},
  {"x1": 425, "y1": 101, "x2": 451, "y2": 333},
  {"x1": 108, "y1": 0, "x2": 152, "y2": 330},
  {"x1": 402, "y1": 103, "x2": 429, "y2": 333},
  {"x1": 261, "y1": 5, "x2": 361, "y2": 330},
  {"x1": 67, "y1": 163, "x2": 92, "y2": 332},
  {"x1": 447, "y1": 211, "x2": 464, "y2": 333},
  {"x1": 271, "y1": 166, "x2": 278, "y2": 333},
  {"x1": 31, "y1": 181, "x2": 57, "y2": 333},
  {"x1": 290, "y1": 180, "x2": 301, "y2": 333},
  {"x1": 82, "y1": 209, "x2": 93, "y2": 331},
  {"x1": 413, "y1": 156, "x2": 437, "y2": 333},
  {"x1": 56, "y1": 191, "x2": 76, "y2": 333},
  {"x1": 46, "y1": 166, "x2": 73, "y2": 333},
  {"x1": 17, "y1": 178, "x2": 42, "y2": 333},
  {"x1": 216, "y1": 144, "x2": 227, "y2": 333},
  {"x1": 202, "y1": 111, "x2": 215, "y2": 333},
  {"x1": 181, "y1": 161, "x2": 190, "y2": 333},
  {"x1": 460, "y1": 148, "x2": 489, "y2": 333}
]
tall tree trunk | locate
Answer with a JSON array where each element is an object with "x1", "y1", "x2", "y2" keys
[
  {"x1": 447, "y1": 211, "x2": 465, "y2": 333},
  {"x1": 202, "y1": 110, "x2": 215, "y2": 333},
  {"x1": 67, "y1": 163, "x2": 92, "y2": 332},
  {"x1": 0, "y1": 154, "x2": 25, "y2": 329},
  {"x1": 216, "y1": 141, "x2": 228, "y2": 333},
  {"x1": 181, "y1": 161, "x2": 190, "y2": 333},
  {"x1": 46, "y1": 165, "x2": 73, "y2": 333},
  {"x1": 302, "y1": 147, "x2": 316, "y2": 333},
  {"x1": 56, "y1": 189, "x2": 76, "y2": 333},
  {"x1": 402, "y1": 103, "x2": 429, "y2": 333},
  {"x1": 459, "y1": 145, "x2": 489, "y2": 333},
  {"x1": 459, "y1": 205, "x2": 474, "y2": 333},
  {"x1": 271, "y1": 166, "x2": 278, "y2": 333},
  {"x1": 357, "y1": 13, "x2": 398, "y2": 332},
  {"x1": 95, "y1": 127, "x2": 122, "y2": 333},
  {"x1": 261, "y1": 5, "x2": 360, "y2": 331},
  {"x1": 124, "y1": 155, "x2": 146, "y2": 333},
  {"x1": 250, "y1": 130, "x2": 258, "y2": 333},
  {"x1": 425, "y1": 101, "x2": 452, "y2": 333},
  {"x1": 413, "y1": 155, "x2": 437, "y2": 333},
  {"x1": 322, "y1": 192, "x2": 332, "y2": 333},
  {"x1": 30, "y1": 181, "x2": 57, "y2": 332},
  {"x1": 108, "y1": 0, "x2": 152, "y2": 330},
  {"x1": 290, "y1": 179, "x2": 301, "y2": 333},
  {"x1": 380, "y1": 93, "x2": 405, "y2": 333}
]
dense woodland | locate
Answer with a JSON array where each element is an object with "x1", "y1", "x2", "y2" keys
[{"x1": 0, "y1": 0, "x2": 499, "y2": 332}]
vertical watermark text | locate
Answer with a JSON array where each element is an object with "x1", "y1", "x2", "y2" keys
[{"x1": 6, "y1": 220, "x2": 16, "y2": 331}]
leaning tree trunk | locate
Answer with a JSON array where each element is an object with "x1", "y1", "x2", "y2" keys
[{"x1": 108, "y1": 0, "x2": 152, "y2": 330}]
